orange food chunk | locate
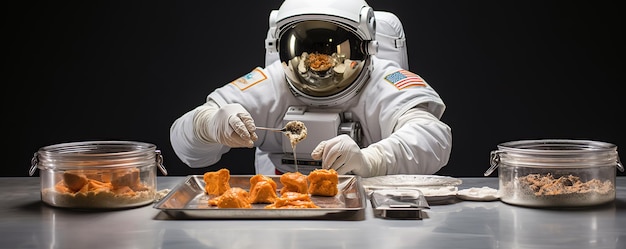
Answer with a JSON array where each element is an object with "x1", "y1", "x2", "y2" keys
[
  {"x1": 214, "y1": 187, "x2": 251, "y2": 208},
  {"x1": 308, "y1": 169, "x2": 339, "y2": 196},
  {"x1": 86, "y1": 179, "x2": 113, "y2": 193},
  {"x1": 111, "y1": 168, "x2": 141, "y2": 190},
  {"x1": 203, "y1": 168, "x2": 231, "y2": 196},
  {"x1": 62, "y1": 171, "x2": 88, "y2": 192},
  {"x1": 81, "y1": 169, "x2": 113, "y2": 183},
  {"x1": 250, "y1": 174, "x2": 277, "y2": 190},
  {"x1": 265, "y1": 192, "x2": 319, "y2": 209},
  {"x1": 249, "y1": 180, "x2": 278, "y2": 204},
  {"x1": 279, "y1": 172, "x2": 308, "y2": 195},
  {"x1": 248, "y1": 174, "x2": 278, "y2": 204}
]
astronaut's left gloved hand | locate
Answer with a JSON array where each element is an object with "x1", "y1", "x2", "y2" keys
[{"x1": 311, "y1": 134, "x2": 386, "y2": 177}]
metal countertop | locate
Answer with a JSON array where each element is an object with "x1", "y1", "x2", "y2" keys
[{"x1": 1, "y1": 176, "x2": 624, "y2": 249}]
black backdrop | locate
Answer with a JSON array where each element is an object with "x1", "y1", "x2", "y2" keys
[{"x1": 8, "y1": 1, "x2": 625, "y2": 177}]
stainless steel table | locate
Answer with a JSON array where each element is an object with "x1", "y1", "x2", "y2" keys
[{"x1": 1, "y1": 176, "x2": 624, "y2": 249}]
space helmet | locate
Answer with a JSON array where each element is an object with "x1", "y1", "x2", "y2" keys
[{"x1": 266, "y1": 0, "x2": 379, "y2": 107}]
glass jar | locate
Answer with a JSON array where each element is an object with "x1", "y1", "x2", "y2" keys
[
  {"x1": 485, "y1": 139, "x2": 623, "y2": 208},
  {"x1": 30, "y1": 141, "x2": 168, "y2": 209}
]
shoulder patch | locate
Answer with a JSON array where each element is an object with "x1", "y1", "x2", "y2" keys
[
  {"x1": 384, "y1": 70, "x2": 426, "y2": 90},
  {"x1": 230, "y1": 68, "x2": 267, "y2": 91}
]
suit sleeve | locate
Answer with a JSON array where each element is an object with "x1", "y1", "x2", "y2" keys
[
  {"x1": 169, "y1": 100, "x2": 230, "y2": 168},
  {"x1": 366, "y1": 106, "x2": 452, "y2": 175}
]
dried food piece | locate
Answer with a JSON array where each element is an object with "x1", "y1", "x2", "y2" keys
[
  {"x1": 62, "y1": 171, "x2": 89, "y2": 192},
  {"x1": 279, "y1": 171, "x2": 308, "y2": 195},
  {"x1": 265, "y1": 192, "x2": 320, "y2": 209},
  {"x1": 308, "y1": 169, "x2": 339, "y2": 196},
  {"x1": 111, "y1": 168, "x2": 141, "y2": 190},
  {"x1": 250, "y1": 174, "x2": 277, "y2": 190},
  {"x1": 248, "y1": 174, "x2": 278, "y2": 204},
  {"x1": 203, "y1": 168, "x2": 231, "y2": 196},
  {"x1": 84, "y1": 179, "x2": 113, "y2": 193},
  {"x1": 211, "y1": 187, "x2": 251, "y2": 208}
]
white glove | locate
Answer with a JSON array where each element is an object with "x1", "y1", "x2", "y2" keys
[
  {"x1": 195, "y1": 103, "x2": 258, "y2": 148},
  {"x1": 311, "y1": 134, "x2": 386, "y2": 177}
]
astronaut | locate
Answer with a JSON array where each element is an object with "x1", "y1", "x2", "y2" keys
[{"x1": 169, "y1": 0, "x2": 452, "y2": 177}]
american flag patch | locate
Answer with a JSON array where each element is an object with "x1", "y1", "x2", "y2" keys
[
  {"x1": 231, "y1": 68, "x2": 267, "y2": 91},
  {"x1": 384, "y1": 70, "x2": 426, "y2": 90}
]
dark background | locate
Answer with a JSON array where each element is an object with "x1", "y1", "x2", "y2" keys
[{"x1": 7, "y1": 1, "x2": 624, "y2": 177}]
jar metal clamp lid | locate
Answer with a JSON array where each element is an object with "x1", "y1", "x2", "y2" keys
[
  {"x1": 29, "y1": 141, "x2": 168, "y2": 176},
  {"x1": 484, "y1": 139, "x2": 624, "y2": 176}
]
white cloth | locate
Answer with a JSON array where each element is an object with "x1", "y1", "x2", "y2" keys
[{"x1": 170, "y1": 56, "x2": 452, "y2": 175}]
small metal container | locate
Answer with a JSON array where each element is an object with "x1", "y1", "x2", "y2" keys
[
  {"x1": 30, "y1": 141, "x2": 168, "y2": 209},
  {"x1": 485, "y1": 139, "x2": 623, "y2": 208}
]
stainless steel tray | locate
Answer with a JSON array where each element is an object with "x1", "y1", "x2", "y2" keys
[{"x1": 153, "y1": 175, "x2": 366, "y2": 219}]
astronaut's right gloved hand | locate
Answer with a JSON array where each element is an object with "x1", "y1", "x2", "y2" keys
[
  {"x1": 194, "y1": 103, "x2": 258, "y2": 148},
  {"x1": 311, "y1": 134, "x2": 387, "y2": 177}
]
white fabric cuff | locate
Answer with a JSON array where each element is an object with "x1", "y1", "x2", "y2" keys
[{"x1": 193, "y1": 100, "x2": 220, "y2": 144}]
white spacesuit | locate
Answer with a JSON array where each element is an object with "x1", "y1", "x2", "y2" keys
[{"x1": 169, "y1": 0, "x2": 452, "y2": 177}]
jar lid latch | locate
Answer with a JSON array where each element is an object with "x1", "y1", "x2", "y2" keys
[
  {"x1": 29, "y1": 152, "x2": 39, "y2": 176},
  {"x1": 155, "y1": 150, "x2": 168, "y2": 175},
  {"x1": 484, "y1": 150, "x2": 502, "y2": 176}
]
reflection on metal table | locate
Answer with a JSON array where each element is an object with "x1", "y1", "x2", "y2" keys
[{"x1": 1, "y1": 176, "x2": 624, "y2": 249}]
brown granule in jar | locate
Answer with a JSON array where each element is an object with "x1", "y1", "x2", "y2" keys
[{"x1": 519, "y1": 173, "x2": 613, "y2": 196}]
